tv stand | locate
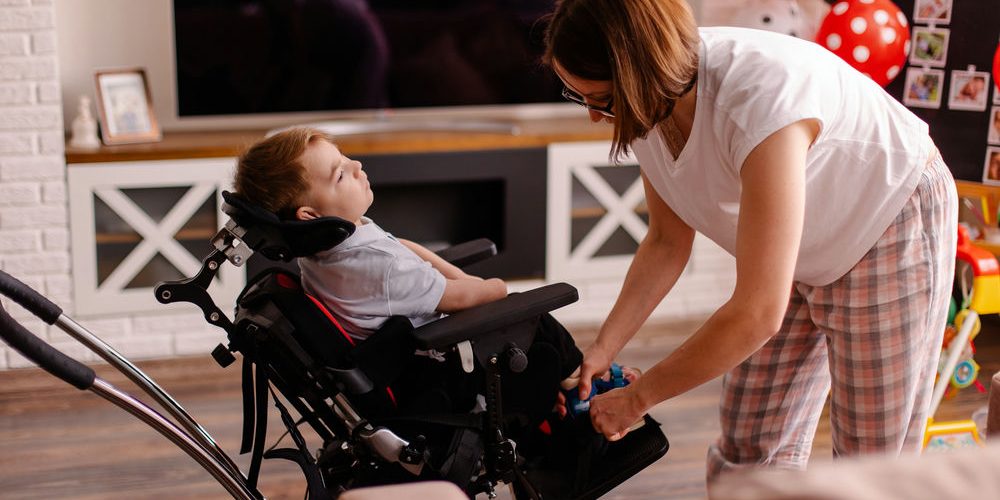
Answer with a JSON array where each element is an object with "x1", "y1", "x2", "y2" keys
[{"x1": 275, "y1": 117, "x2": 521, "y2": 137}]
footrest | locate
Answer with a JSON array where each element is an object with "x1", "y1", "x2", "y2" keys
[
  {"x1": 574, "y1": 414, "x2": 669, "y2": 499},
  {"x1": 525, "y1": 414, "x2": 669, "y2": 500}
]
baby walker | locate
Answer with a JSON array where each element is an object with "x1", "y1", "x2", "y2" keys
[{"x1": 923, "y1": 225, "x2": 997, "y2": 451}]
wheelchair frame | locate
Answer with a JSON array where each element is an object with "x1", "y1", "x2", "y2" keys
[{"x1": 0, "y1": 193, "x2": 668, "y2": 499}]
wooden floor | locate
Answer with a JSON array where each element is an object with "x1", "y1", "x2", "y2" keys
[{"x1": 0, "y1": 316, "x2": 996, "y2": 500}]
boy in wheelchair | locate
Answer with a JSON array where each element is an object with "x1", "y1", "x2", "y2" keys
[
  {"x1": 215, "y1": 127, "x2": 665, "y2": 498},
  {"x1": 233, "y1": 128, "x2": 638, "y2": 424}
]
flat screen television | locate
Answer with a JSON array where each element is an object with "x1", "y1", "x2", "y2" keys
[{"x1": 172, "y1": 0, "x2": 565, "y2": 124}]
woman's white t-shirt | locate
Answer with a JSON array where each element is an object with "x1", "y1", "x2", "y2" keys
[{"x1": 633, "y1": 27, "x2": 935, "y2": 286}]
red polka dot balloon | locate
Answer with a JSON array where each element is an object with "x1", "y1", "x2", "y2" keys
[
  {"x1": 993, "y1": 42, "x2": 1000, "y2": 92},
  {"x1": 816, "y1": 0, "x2": 911, "y2": 87}
]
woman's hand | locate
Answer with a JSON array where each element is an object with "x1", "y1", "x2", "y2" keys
[
  {"x1": 577, "y1": 343, "x2": 615, "y2": 400},
  {"x1": 589, "y1": 385, "x2": 647, "y2": 441}
]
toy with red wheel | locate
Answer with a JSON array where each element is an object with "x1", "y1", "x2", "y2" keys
[{"x1": 924, "y1": 226, "x2": 998, "y2": 451}]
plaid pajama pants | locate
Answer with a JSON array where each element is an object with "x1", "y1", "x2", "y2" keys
[{"x1": 707, "y1": 153, "x2": 957, "y2": 482}]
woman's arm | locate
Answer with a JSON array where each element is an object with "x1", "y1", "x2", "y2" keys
[
  {"x1": 589, "y1": 119, "x2": 819, "y2": 440},
  {"x1": 577, "y1": 173, "x2": 696, "y2": 398}
]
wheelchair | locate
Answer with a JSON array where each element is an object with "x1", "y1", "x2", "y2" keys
[{"x1": 0, "y1": 191, "x2": 668, "y2": 499}]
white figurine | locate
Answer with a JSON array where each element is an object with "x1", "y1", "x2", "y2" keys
[{"x1": 69, "y1": 95, "x2": 101, "y2": 149}]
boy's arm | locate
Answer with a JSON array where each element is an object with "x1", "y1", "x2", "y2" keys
[
  {"x1": 398, "y1": 238, "x2": 475, "y2": 280},
  {"x1": 437, "y1": 277, "x2": 508, "y2": 313},
  {"x1": 395, "y1": 238, "x2": 508, "y2": 312}
]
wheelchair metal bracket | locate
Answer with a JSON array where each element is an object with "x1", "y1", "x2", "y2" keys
[
  {"x1": 356, "y1": 426, "x2": 424, "y2": 476},
  {"x1": 153, "y1": 221, "x2": 259, "y2": 337},
  {"x1": 212, "y1": 220, "x2": 254, "y2": 267},
  {"x1": 331, "y1": 393, "x2": 425, "y2": 476},
  {"x1": 154, "y1": 249, "x2": 235, "y2": 334}
]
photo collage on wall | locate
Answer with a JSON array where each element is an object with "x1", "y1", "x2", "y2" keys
[{"x1": 900, "y1": 0, "x2": 999, "y2": 184}]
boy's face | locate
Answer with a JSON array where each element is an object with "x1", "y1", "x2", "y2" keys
[{"x1": 296, "y1": 139, "x2": 373, "y2": 225}]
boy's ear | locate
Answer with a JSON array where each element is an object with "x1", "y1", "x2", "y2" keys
[{"x1": 295, "y1": 206, "x2": 320, "y2": 221}]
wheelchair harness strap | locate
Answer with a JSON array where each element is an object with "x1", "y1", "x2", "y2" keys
[{"x1": 246, "y1": 359, "x2": 269, "y2": 489}]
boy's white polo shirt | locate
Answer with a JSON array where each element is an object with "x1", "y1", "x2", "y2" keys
[{"x1": 299, "y1": 217, "x2": 446, "y2": 339}]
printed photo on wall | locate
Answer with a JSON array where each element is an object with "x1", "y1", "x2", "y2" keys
[
  {"x1": 983, "y1": 146, "x2": 1000, "y2": 185},
  {"x1": 903, "y1": 67, "x2": 944, "y2": 109},
  {"x1": 914, "y1": 0, "x2": 952, "y2": 24},
  {"x1": 949, "y1": 70, "x2": 991, "y2": 112},
  {"x1": 909, "y1": 27, "x2": 949, "y2": 67},
  {"x1": 990, "y1": 107, "x2": 1000, "y2": 145}
]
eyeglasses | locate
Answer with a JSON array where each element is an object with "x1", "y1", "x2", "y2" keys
[{"x1": 561, "y1": 87, "x2": 615, "y2": 118}]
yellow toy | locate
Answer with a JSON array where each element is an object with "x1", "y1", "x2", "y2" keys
[{"x1": 923, "y1": 226, "x2": 997, "y2": 452}]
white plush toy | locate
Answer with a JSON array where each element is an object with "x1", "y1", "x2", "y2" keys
[{"x1": 701, "y1": 0, "x2": 829, "y2": 40}]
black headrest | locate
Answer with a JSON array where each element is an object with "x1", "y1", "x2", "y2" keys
[{"x1": 221, "y1": 191, "x2": 355, "y2": 261}]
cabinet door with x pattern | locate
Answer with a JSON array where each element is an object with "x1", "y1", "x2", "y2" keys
[{"x1": 68, "y1": 158, "x2": 244, "y2": 315}]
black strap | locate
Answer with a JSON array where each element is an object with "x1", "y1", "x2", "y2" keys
[
  {"x1": 373, "y1": 412, "x2": 483, "y2": 429},
  {"x1": 439, "y1": 427, "x2": 484, "y2": 490},
  {"x1": 240, "y1": 357, "x2": 254, "y2": 455},
  {"x1": 264, "y1": 448, "x2": 328, "y2": 499},
  {"x1": 246, "y1": 364, "x2": 269, "y2": 489},
  {"x1": 264, "y1": 387, "x2": 329, "y2": 498},
  {"x1": 239, "y1": 358, "x2": 255, "y2": 454}
]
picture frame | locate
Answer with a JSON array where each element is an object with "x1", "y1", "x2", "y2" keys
[
  {"x1": 909, "y1": 27, "x2": 949, "y2": 67},
  {"x1": 948, "y1": 69, "x2": 991, "y2": 112},
  {"x1": 903, "y1": 67, "x2": 945, "y2": 109},
  {"x1": 94, "y1": 67, "x2": 161, "y2": 145},
  {"x1": 983, "y1": 146, "x2": 1000, "y2": 186},
  {"x1": 989, "y1": 106, "x2": 1000, "y2": 145},
  {"x1": 913, "y1": 0, "x2": 953, "y2": 25}
]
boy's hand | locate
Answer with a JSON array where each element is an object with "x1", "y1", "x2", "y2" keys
[{"x1": 554, "y1": 391, "x2": 568, "y2": 419}]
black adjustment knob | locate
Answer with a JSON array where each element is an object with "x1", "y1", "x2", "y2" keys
[
  {"x1": 211, "y1": 343, "x2": 236, "y2": 367},
  {"x1": 506, "y1": 343, "x2": 528, "y2": 373}
]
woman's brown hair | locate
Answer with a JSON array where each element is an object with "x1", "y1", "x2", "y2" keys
[
  {"x1": 543, "y1": 0, "x2": 699, "y2": 160},
  {"x1": 233, "y1": 127, "x2": 334, "y2": 219}
]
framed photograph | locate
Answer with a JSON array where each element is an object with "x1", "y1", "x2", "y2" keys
[
  {"x1": 984, "y1": 146, "x2": 1000, "y2": 185},
  {"x1": 903, "y1": 67, "x2": 945, "y2": 109},
  {"x1": 994, "y1": 84, "x2": 1000, "y2": 105},
  {"x1": 914, "y1": 0, "x2": 953, "y2": 24},
  {"x1": 990, "y1": 107, "x2": 1000, "y2": 145},
  {"x1": 948, "y1": 70, "x2": 991, "y2": 112},
  {"x1": 94, "y1": 67, "x2": 161, "y2": 145},
  {"x1": 909, "y1": 27, "x2": 949, "y2": 67}
]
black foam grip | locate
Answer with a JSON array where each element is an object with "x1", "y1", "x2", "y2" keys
[
  {"x1": 0, "y1": 270, "x2": 62, "y2": 324},
  {"x1": 0, "y1": 304, "x2": 94, "y2": 390}
]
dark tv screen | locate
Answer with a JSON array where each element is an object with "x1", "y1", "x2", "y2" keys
[{"x1": 173, "y1": 0, "x2": 564, "y2": 117}]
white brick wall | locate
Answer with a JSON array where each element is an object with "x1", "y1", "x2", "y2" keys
[
  {"x1": 0, "y1": 1, "x2": 218, "y2": 371},
  {"x1": 0, "y1": 0, "x2": 68, "y2": 368}
]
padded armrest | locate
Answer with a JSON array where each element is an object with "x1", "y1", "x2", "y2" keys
[
  {"x1": 412, "y1": 282, "x2": 578, "y2": 350},
  {"x1": 434, "y1": 238, "x2": 496, "y2": 268}
]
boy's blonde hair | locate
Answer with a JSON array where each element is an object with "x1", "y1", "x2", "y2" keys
[
  {"x1": 543, "y1": 0, "x2": 699, "y2": 160},
  {"x1": 233, "y1": 127, "x2": 335, "y2": 219}
]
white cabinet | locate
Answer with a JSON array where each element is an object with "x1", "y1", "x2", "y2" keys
[
  {"x1": 68, "y1": 158, "x2": 244, "y2": 315},
  {"x1": 546, "y1": 141, "x2": 645, "y2": 282}
]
